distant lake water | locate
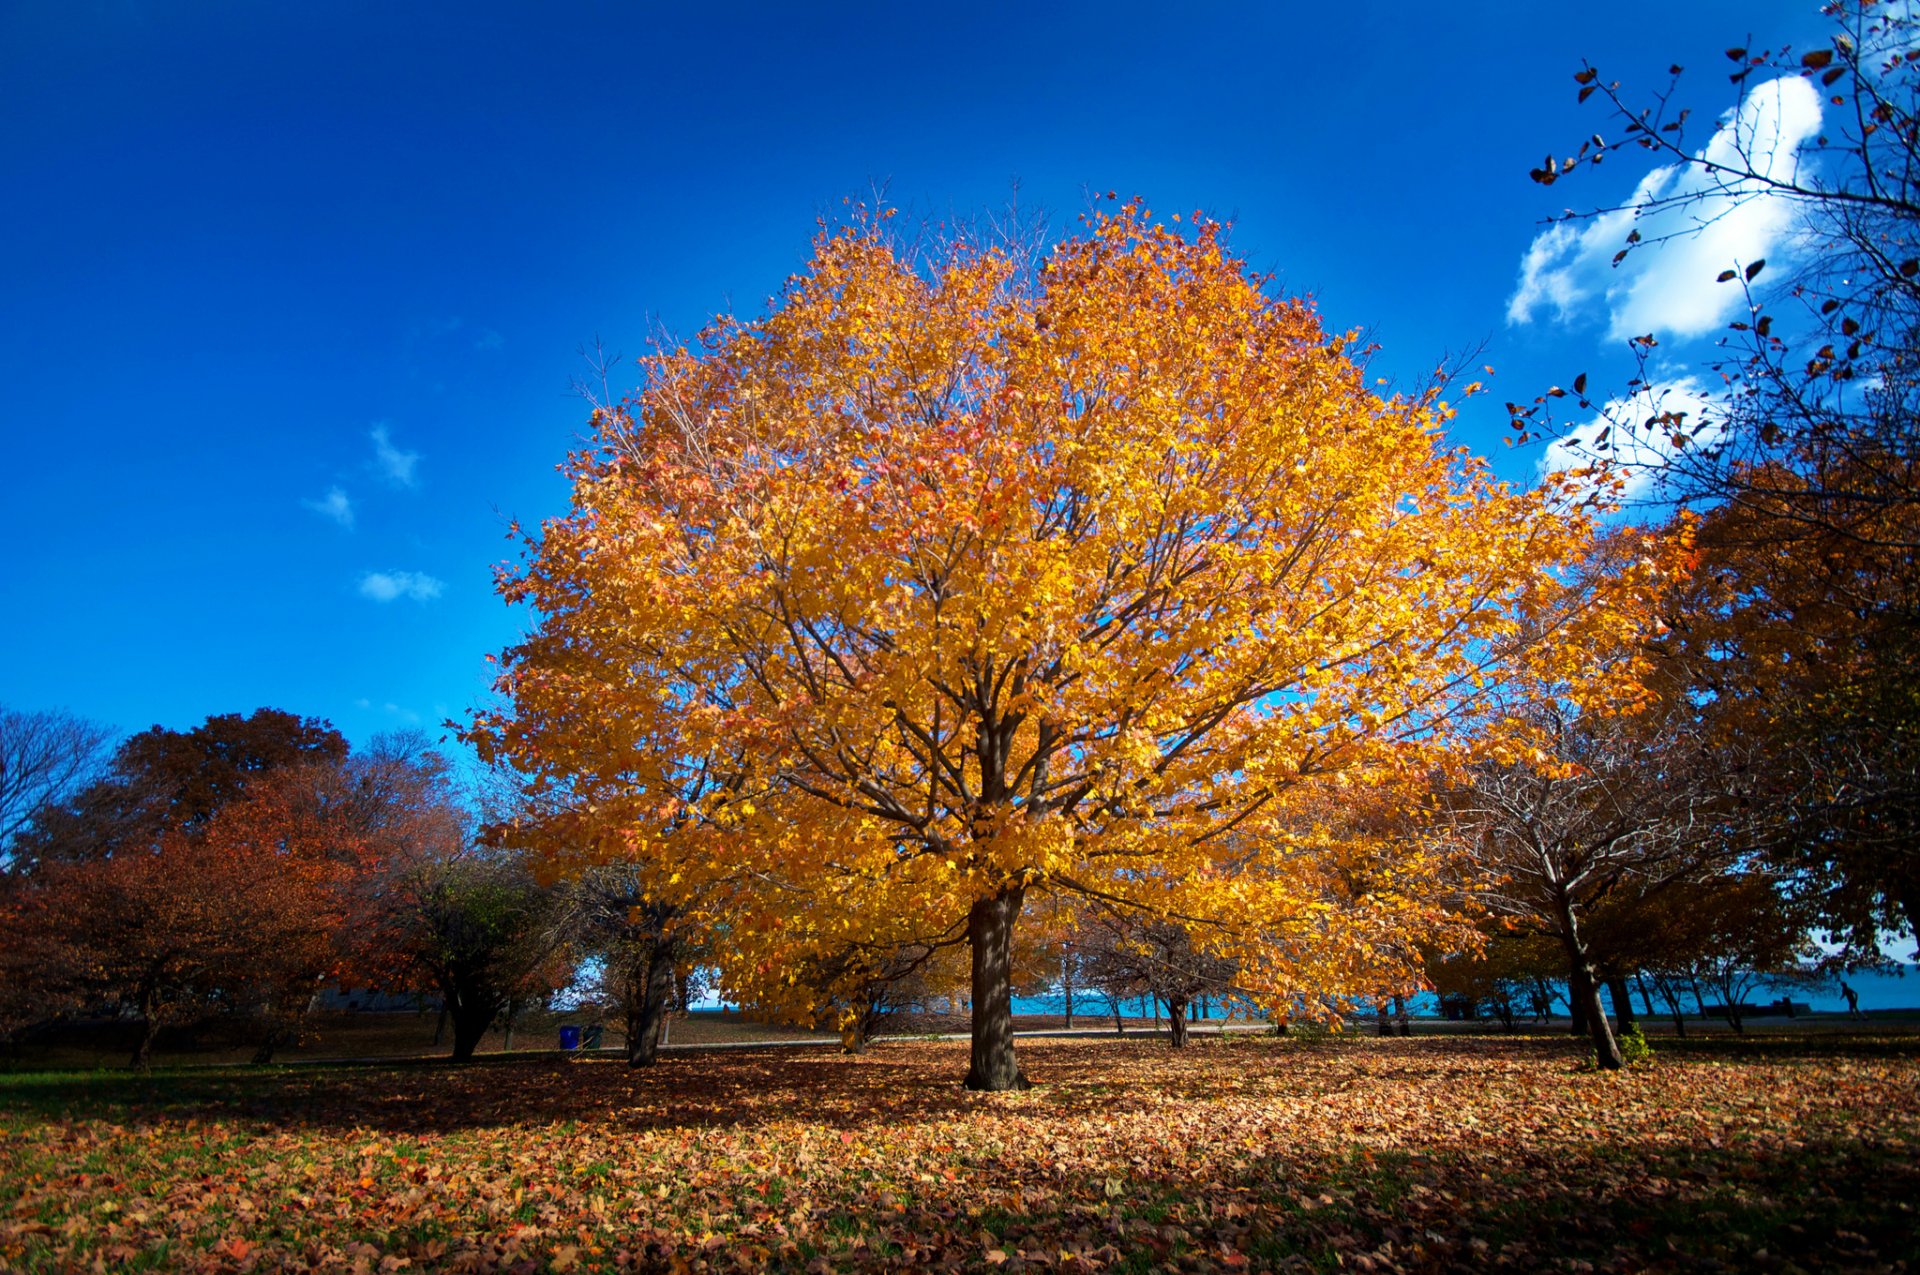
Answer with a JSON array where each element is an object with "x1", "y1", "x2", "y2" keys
[{"x1": 1007, "y1": 965, "x2": 1918, "y2": 1019}]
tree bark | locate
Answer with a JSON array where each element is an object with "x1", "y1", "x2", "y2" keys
[
  {"x1": 628, "y1": 934, "x2": 678, "y2": 1068},
  {"x1": 964, "y1": 887, "x2": 1030, "y2": 1091},
  {"x1": 1557, "y1": 904, "x2": 1623, "y2": 1069},
  {"x1": 1606, "y1": 975, "x2": 1636, "y2": 1031},
  {"x1": 129, "y1": 993, "x2": 161, "y2": 1071},
  {"x1": 128, "y1": 980, "x2": 163, "y2": 1071},
  {"x1": 1167, "y1": 994, "x2": 1190, "y2": 1047},
  {"x1": 251, "y1": 1019, "x2": 291, "y2": 1066},
  {"x1": 1394, "y1": 994, "x2": 1411, "y2": 1038},
  {"x1": 448, "y1": 992, "x2": 494, "y2": 1063},
  {"x1": 1633, "y1": 971, "x2": 1657, "y2": 1018}
]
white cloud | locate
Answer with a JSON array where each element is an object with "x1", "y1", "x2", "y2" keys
[
  {"x1": 359, "y1": 570, "x2": 445, "y2": 603},
  {"x1": 353, "y1": 695, "x2": 421, "y2": 723},
  {"x1": 1539, "y1": 377, "x2": 1721, "y2": 501},
  {"x1": 369, "y1": 424, "x2": 421, "y2": 487},
  {"x1": 1509, "y1": 75, "x2": 1824, "y2": 341},
  {"x1": 302, "y1": 486, "x2": 354, "y2": 529},
  {"x1": 473, "y1": 328, "x2": 504, "y2": 351}
]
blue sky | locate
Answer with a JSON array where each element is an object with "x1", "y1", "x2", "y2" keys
[{"x1": 1, "y1": 1, "x2": 1823, "y2": 755}]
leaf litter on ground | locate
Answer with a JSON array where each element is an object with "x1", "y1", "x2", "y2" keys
[{"x1": 2, "y1": 1030, "x2": 1916, "y2": 1272}]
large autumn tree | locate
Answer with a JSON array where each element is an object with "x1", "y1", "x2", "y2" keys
[{"x1": 480, "y1": 202, "x2": 1657, "y2": 1090}]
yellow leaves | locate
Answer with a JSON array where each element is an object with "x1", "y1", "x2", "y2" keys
[{"x1": 470, "y1": 201, "x2": 1649, "y2": 1031}]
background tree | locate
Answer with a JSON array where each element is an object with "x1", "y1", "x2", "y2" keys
[
  {"x1": 1514, "y1": 1, "x2": 1920, "y2": 961},
  {"x1": 1071, "y1": 910, "x2": 1236, "y2": 1047},
  {"x1": 10, "y1": 707, "x2": 347, "y2": 874},
  {"x1": 1438, "y1": 548, "x2": 1753, "y2": 1068},
  {"x1": 388, "y1": 852, "x2": 559, "y2": 1062},
  {"x1": 0, "y1": 705, "x2": 112, "y2": 858},
  {"x1": 1667, "y1": 494, "x2": 1920, "y2": 958},
  {"x1": 1424, "y1": 928, "x2": 1566, "y2": 1030},
  {"x1": 14, "y1": 809, "x2": 367, "y2": 1070},
  {"x1": 547, "y1": 860, "x2": 713, "y2": 1066},
  {"x1": 1516, "y1": 0, "x2": 1918, "y2": 542},
  {"x1": 485, "y1": 200, "x2": 1663, "y2": 1091},
  {"x1": 0, "y1": 719, "x2": 460, "y2": 1066}
]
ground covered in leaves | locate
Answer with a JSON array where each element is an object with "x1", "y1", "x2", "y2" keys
[{"x1": 2, "y1": 1031, "x2": 1915, "y2": 1272}]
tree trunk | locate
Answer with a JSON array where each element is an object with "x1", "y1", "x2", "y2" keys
[
  {"x1": 1378, "y1": 1001, "x2": 1393, "y2": 1037},
  {"x1": 1634, "y1": 971, "x2": 1657, "y2": 1018},
  {"x1": 448, "y1": 991, "x2": 494, "y2": 1063},
  {"x1": 1063, "y1": 961, "x2": 1074, "y2": 1030},
  {"x1": 251, "y1": 1021, "x2": 288, "y2": 1066},
  {"x1": 1569, "y1": 982, "x2": 1589, "y2": 1036},
  {"x1": 1606, "y1": 976, "x2": 1636, "y2": 1031},
  {"x1": 628, "y1": 935, "x2": 677, "y2": 1068},
  {"x1": 129, "y1": 1019, "x2": 159, "y2": 1071},
  {"x1": 1394, "y1": 994, "x2": 1410, "y2": 1037},
  {"x1": 129, "y1": 992, "x2": 162, "y2": 1072},
  {"x1": 432, "y1": 1003, "x2": 447, "y2": 1046},
  {"x1": 964, "y1": 887, "x2": 1030, "y2": 1091},
  {"x1": 841, "y1": 1007, "x2": 871, "y2": 1054},
  {"x1": 1111, "y1": 995, "x2": 1124, "y2": 1035},
  {"x1": 1557, "y1": 905, "x2": 1623, "y2": 1069},
  {"x1": 1167, "y1": 994, "x2": 1190, "y2": 1047}
]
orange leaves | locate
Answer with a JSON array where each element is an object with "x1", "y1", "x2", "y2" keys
[
  {"x1": 480, "y1": 202, "x2": 1639, "y2": 1041},
  {"x1": 3, "y1": 1035, "x2": 1918, "y2": 1270}
]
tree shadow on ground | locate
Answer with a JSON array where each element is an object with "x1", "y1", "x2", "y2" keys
[{"x1": 4, "y1": 1033, "x2": 1916, "y2": 1271}]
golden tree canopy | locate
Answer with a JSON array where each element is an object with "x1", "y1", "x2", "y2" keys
[{"x1": 474, "y1": 201, "x2": 1662, "y2": 1087}]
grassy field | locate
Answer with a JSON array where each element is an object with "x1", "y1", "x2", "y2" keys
[
  {"x1": 1, "y1": 1007, "x2": 1243, "y2": 1073},
  {"x1": 0, "y1": 1009, "x2": 852, "y2": 1072},
  {"x1": 3, "y1": 1028, "x2": 1916, "y2": 1272}
]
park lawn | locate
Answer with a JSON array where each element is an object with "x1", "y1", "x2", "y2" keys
[
  {"x1": 1, "y1": 1032, "x2": 1915, "y2": 1273},
  {"x1": 0, "y1": 1010, "x2": 851, "y2": 1073}
]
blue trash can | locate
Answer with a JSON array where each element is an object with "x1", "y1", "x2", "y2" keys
[{"x1": 558, "y1": 1025, "x2": 581, "y2": 1051}]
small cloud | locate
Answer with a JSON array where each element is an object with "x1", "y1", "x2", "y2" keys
[
  {"x1": 353, "y1": 695, "x2": 420, "y2": 723},
  {"x1": 302, "y1": 486, "x2": 354, "y2": 529},
  {"x1": 473, "y1": 328, "x2": 504, "y2": 352},
  {"x1": 359, "y1": 570, "x2": 445, "y2": 603},
  {"x1": 369, "y1": 424, "x2": 421, "y2": 488},
  {"x1": 1540, "y1": 378, "x2": 1721, "y2": 502},
  {"x1": 1509, "y1": 75, "x2": 1823, "y2": 341}
]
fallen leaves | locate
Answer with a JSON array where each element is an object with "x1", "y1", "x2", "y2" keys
[{"x1": 0, "y1": 1031, "x2": 1915, "y2": 1271}]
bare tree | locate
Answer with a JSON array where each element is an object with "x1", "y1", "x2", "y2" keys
[
  {"x1": 0, "y1": 706, "x2": 113, "y2": 859},
  {"x1": 548, "y1": 863, "x2": 701, "y2": 1066},
  {"x1": 1072, "y1": 910, "x2": 1237, "y2": 1048},
  {"x1": 1440, "y1": 696, "x2": 1753, "y2": 1069},
  {"x1": 1514, "y1": 1, "x2": 1919, "y2": 544}
]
